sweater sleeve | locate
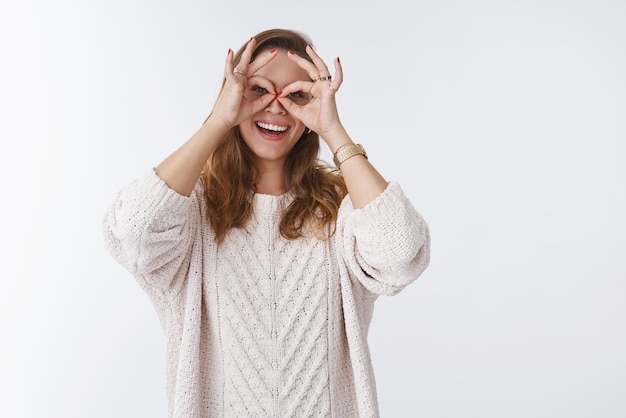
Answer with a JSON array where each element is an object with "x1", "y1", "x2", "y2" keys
[
  {"x1": 337, "y1": 182, "x2": 431, "y2": 296},
  {"x1": 102, "y1": 169, "x2": 204, "y2": 291}
]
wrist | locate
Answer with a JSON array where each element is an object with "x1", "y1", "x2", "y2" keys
[
  {"x1": 202, "y1": 114, "x2": 232, "y2": 137},
  {"x1": 333, "y1": 143, "x2": 368, "y2": 168},
  {"x1": 320, "y1": 125, "x2": 352, "y2": 153}
]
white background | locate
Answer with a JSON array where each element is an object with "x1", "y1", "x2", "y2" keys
[{"x1": 1, "y1": 0, "x2": 625, "y2": 417}]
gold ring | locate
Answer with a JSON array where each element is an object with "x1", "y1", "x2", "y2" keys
[{"x1": 233, "y1": 67, "x2": 246, "y2": 76}]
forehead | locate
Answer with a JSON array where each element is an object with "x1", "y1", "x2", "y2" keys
[{"x1": 253, "y1": 51, "x2": 311, "y2": 89}]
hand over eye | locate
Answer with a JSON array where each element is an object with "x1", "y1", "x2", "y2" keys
[
  {"x1": 276, "y1": 46, "x2": 344, "y2": 137},
  {"x1": 211, "y1": 38, "x2": 278, "y2": 129}
]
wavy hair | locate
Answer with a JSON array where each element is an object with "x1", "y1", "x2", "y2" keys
[{"x1": 200, "y1": 29, "x2": 347, "y2": 243}]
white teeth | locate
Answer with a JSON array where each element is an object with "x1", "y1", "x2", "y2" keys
[{"x1": 257, "y1": 122, "x2": 288, "y2": 132}]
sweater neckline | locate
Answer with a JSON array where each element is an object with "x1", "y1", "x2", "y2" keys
[{"x1": 253, "y1": 192, "x2": 292, "y2": 213}]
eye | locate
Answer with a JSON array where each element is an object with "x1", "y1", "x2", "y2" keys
[
  {"x1": 252, "y1": 86, "x2": 268, "y2": 95},
  {"x1": 287, "y1": 91, "x2": 311, "y2": 105}
]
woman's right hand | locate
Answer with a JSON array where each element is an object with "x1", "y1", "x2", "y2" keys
[{"x1": 209, "y1": 38, "x2": 278, "y2": 130}]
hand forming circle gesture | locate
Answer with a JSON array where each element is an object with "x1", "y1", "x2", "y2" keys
[
  {"x1": 210, "y1": 38, "x2": 278, "y2": 130},
  {"x1": 277, "y1": 45, "x2": 344, "y2": 138}
]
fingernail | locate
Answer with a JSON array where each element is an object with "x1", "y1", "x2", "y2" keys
[
  {"x1": 249, "y1": 37, "x2": 254, "y2": 43},
  {"x1": 270, "y1": 48, "x2": 277, "y2": 53},
  {"x1": 337, "y1": 57, "x2": 341, "y2": 64},
  {"x1": 227, "y1": 48, "x2": 232, "y2": 55},
  {"x1": 288, "y1": 50, "x2": 295, "y2": 55}
]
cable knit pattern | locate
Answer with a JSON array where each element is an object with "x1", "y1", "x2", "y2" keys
[
  {"x1": 217, "y1": 195, "x2": 331, "y2": 416},
  {"x1": 102, "y1": 169, "x2": 430, "y2": 418}
]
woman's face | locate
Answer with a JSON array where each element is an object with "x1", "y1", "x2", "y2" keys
[{"x1": 238, "y1": 49, "x2": 312, "y2": 169}]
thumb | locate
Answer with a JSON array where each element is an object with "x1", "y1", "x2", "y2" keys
[
  {"x1": 250, "y1": 93, "x2": 276, "y2": 114},
  {"x1": 276, "y1": 97, "x2": 302, "y2": 118}
]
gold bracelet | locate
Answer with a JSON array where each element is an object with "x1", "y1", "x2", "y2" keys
[{"x1": 333, "y1": 143, "x2": 367, "y2": 168}]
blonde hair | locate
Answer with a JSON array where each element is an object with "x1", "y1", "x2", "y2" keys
[{"x1": 200, "y1": 29, "x2": 347, "y2": 243}]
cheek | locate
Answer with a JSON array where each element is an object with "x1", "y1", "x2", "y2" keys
[
  {"x1": 238, "y1": 121, "x2": 254, "y2": 140},
  {"x1": 292, "y1": 120, "x2": 306, "y2": 134}
]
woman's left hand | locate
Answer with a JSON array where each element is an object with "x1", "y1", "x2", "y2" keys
[{"x1": 277, "y1": 46, "x2": 344, "y2": 140}]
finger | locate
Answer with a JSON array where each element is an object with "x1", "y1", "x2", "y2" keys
[
  {"x1": 248, "y1": 48, "x2": 278, "y2": 75},
  {"x1": 306, "y1": 45, "x2": 332, "y2": 78},
  {"x1": 276, "y1": 96, "x2": 303, "y2": 118},
  {"x1": 279, "y1": 80, "x2": 314, "y2": 97},
  {"x1": 249, "y1": 91, "x2": 277, "y2": 114},
  {"x1": 247, "y1": 75, "x2": 276, "y2": 93},
  {"x1": 224, "y1": 48, "x2": 237, "y2": 81},
  {"x1": 242, "y1": 76, "x2": 276, "y2": 108},
  {"x1": 330, "y1": 57, "x2": 343, "y2": 91},
  {"x1": 286, "y1": 50, "x2": 319, "y2": 81},
  {"x1": 279, "y1": 80, "x2": 315, "y2": 106},
  {"x1": 234, "y1": 37, "x2": 256, "y2": 75},
  {"x1": 224, "y1": 48, "x2": 249, "y2": 88}
]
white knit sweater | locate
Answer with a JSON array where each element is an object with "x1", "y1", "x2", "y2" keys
[{"x1": 103, "y1": 169, "x2": 430, "y2": 418}]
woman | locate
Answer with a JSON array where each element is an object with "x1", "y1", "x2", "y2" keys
[{"x1": 103, "y1": 28, "x2": 430, "y2": 417}]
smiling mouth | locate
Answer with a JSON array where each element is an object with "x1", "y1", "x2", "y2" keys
[{"x1": 256, "y1": 121, "x2": 289, "y2": 137}]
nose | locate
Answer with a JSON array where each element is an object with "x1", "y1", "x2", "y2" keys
[{"x1": 265, "y1": 96, "x2": 286, "y2": 115}]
